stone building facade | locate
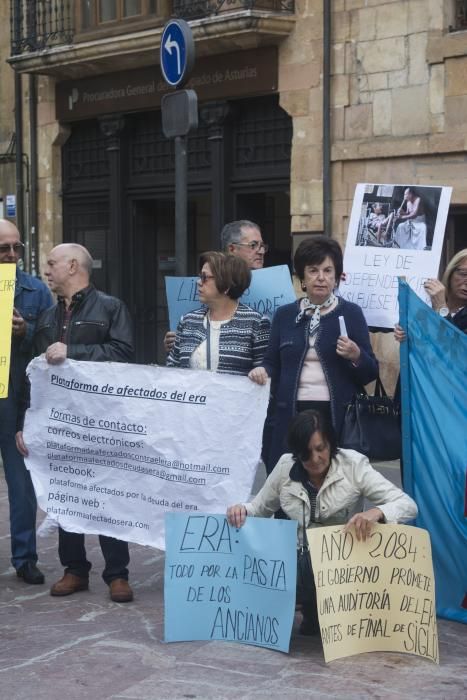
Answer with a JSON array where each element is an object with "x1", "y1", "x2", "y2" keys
[{"x1": 4, "y1": 0, "x2": 467, "y2": 374}]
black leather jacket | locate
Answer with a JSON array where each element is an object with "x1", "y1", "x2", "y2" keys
[
  {"x1": 33, "y1": 285, "x2": 134, "y2": 362},
  {"x1": 17, "y1": 286, "x2": 134, "y2": 430}
]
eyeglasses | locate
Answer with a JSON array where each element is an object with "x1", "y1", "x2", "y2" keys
[
  {"x1": 0, "y1": 242, "x2": 24, "y2": 255},
  {"x1": 453, "y1": 268, "x2": 467, "y2": 280},
  {"x1": 233, "y1": 241, "x2": 269, "y2": 253},
  {"x1": 198, "y1": 272, "x2": 216, "y2": 284}
]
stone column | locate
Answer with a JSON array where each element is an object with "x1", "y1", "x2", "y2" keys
[{"x1": 199, "y1": 101, "x2": 232, "y2": 250}]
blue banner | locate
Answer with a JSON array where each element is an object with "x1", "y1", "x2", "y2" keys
[
  {"x1": 399, "y1": 280, "x2": 467, "y2": 623},
  {"x1": 165, "y1": 265, "x2": 296, "y2": 330},
  {"x1": 164, "y1": 513, "x2": 298, "y2": 652}
]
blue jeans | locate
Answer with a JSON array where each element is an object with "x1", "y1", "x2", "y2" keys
[{"x1": 0, "y1": 392, "x2": 38, "y2": 570}]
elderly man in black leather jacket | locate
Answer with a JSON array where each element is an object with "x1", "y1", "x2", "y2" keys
[{"x1": 16, "y1": 243, "x2": 135, "y2": 603}]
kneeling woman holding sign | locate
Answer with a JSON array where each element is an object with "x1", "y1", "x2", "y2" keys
[
  {"x1": 167, "y1": 251, "x2": 270, "y2": 375},
  {"x1": 227, "y1": 410, "x2": 417, "y2": 635}
]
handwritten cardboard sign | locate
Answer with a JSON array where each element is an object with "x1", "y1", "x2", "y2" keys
[
  {"x1": 165, "y1": 265, "x2": 296, "y2": 330},
  {"x1": 0, "y1": 263, "x2": 15, "y2": 398},
  {"x1": 164, "y1": 513, "x2": 297, "y2": 652},
  {"x1": 307, "y1": 524, "x2": 438, "y2": 663}
]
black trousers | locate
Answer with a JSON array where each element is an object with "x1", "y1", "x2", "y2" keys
[
  {"x1": 297, "y1": 550, "x2": 320, "y2": 627},
  {"x1": 58, "y1": 527, "x2": 130, "y2": 584}
]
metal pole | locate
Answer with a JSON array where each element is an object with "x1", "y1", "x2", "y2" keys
[
  {"x1": 29, "y1": 74, "x2": 38, "y2": 276},
  {"x1": 14, "y1": 75, "x2": 25, "y2": 235},
  {"x1": 12, "y1": 1, "x2": 25, "y2": 254},
  {"x1": 323, "y1": 0, "x2": 331, "y2": 237},
  {"x1": 174, "y1": 135, "x2": 188, "y2": 276}
]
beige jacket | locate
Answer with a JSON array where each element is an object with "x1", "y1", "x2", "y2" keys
[{"x1": 246, "y1": 449, "x2": 418, "y2": 542}]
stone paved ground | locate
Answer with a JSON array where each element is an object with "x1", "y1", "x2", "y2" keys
[{"x1": 1, "y1": 461, "x2": 466, "y2": 700}]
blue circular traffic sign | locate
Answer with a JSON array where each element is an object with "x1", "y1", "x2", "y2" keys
[{"x1": 160, "y1": 20, "x2": 195, "y2": 89}]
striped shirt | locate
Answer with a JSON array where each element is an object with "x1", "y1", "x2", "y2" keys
[{"x1": 167, "y1": 303, "x2": 270, "y2": 376}]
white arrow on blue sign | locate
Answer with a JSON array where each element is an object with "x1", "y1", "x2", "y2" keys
[{"x1": 160, "y1": 19, "x2": 195, "y2": 89}]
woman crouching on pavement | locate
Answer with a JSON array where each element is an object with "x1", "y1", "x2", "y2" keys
[{"x1": 227, "y1": 410, "x2": 417, "y2": 635}]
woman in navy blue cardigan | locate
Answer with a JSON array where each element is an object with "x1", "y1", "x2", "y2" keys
[{"x1": 250, "y1": 236, "x2": 378, "y2": 474}]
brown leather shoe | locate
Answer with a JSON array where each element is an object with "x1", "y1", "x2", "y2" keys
[
  {"x1": 50, "y1": 573, "x2": 89, "y2": 597},
  {"x1": 109, "y1": 578, "x2": 133, "y2": 603}
]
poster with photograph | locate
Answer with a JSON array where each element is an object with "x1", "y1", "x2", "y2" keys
[{"x1": 340, "y1": 184, "x2": 452, "y2": 328}]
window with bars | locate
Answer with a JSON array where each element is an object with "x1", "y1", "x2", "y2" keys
[
  {"x1": 62, "y1": 121, "x2": 109, "y2": 192},
  {"x1": 129, "y1": 112, "x2": 211, "y2": 178},
  {"x1": 453, "y1": 1, "x2": 467, "y2": 30},
  {"x1": 233, "y1": 96, "x2": 292, "y2": 173}
]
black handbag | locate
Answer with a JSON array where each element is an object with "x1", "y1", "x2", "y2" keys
[
  {"x1": 340, "y1": 376, "x2": 401, "y2": 461},
  {"x1": 296, "y1": 503, "x2": 314, "y2": 606}
]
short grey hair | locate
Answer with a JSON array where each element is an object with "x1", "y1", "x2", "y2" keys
[
  {"x1": 53, "y1": 243, "x2": 94, "y2": 277},
  {"x1": 220, "y1": 220, "x2": 261, "y2": 250}
]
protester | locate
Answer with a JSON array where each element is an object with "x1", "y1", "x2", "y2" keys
[
  {"x1": 16, "y1": 243, "x2": 135, "y2": 602},
  {"x1": 0, "y1": 219, "x2": 52, "y2": 584},
  {"x1": 167, "y1": 252, "x2": 270, "y2": 375},
  {"x1": 220, "y1": 220, "x2": 268, "y2": 270},
  {"x1": 227, "y1": 410, "x2": 418, "y2": 634},
  {"x1": 249, "y1": 236, "x2": 378, "y2": 473},
  {"x1": 397, "y1": 248, "x2": 467, "y2": 340},
  {"x1": 164, "y1": 220, "x2": 267, "y2": 353}
]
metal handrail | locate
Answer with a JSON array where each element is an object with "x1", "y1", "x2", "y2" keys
[
  {"x1": 10, "y1": 0, "x2": 73, "y2": 55},
  {"x1": 173, "y1": 1, "x2": 294, "y2": 19}
]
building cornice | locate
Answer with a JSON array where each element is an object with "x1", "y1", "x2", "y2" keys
[{"x1": 8, "y1": 12, "x2": 295, "y2": 79}]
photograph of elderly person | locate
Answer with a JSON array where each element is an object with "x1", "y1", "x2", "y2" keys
[
  {"x1": 249, "y1": 236, "x2": 378, "y2": 474},
  {"x1": 227, "y1": 410, "x2": 418, "y2": 635},
  {"x1": 392, "y1": 187, "x2": 428, "y2": 250},
  {"x1": 367, "y1": 202, "x2": 391, "y2": 245},
  {"x1": 167, "y1": 251, "x2": 270, "y2": 375}
]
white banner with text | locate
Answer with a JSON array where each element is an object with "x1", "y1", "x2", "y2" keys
[{"x1": 24, "y1": 357, "x2": 269, "y2": 550}]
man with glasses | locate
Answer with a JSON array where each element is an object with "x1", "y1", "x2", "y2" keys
[
  {"x1": 164, "y1": 220, "x2": 268, "y2": 352},
  {"x1": 0, "y1": 218, "x2": 52, "y2": 584},
  {"x1": 220, "y1": 220, "x2": 268, "y2": 270}
]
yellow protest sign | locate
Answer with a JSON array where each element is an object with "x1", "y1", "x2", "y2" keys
[
  {"x1": 0, "y1": 263, "x2": 16, "y2": 398},
  {"x1": 307, "y1": 524, "x2": 438, "y2": 664}
]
